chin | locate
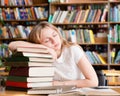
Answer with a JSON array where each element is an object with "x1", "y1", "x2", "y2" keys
[
  {"x1": 54, "y1": 45, "x2": 61, "y2": 50},
  {"x1": 54, "y1": 47, "x2": 60, "y2": 51}
]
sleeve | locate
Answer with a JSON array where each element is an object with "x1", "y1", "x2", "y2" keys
[{"x1": 71, "y1": 45, "x2": 84, "y2": 65}]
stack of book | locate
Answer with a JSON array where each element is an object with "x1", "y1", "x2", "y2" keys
[{"x1": 4, "y1": 46, "x2": 56, "y2": 94}]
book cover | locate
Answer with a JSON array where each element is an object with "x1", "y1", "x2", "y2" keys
[
  {"x1": 83, "y1": 9, "x2": 90, "y2": 22},
  {"x1": 96, "y1": 53, "x2": 107, "y2": 64},
  {"x1": 9, "y1": 66, "x2": 55, "y2": 77},
  {"x1": 30, "y1": 7, "x2": 36, "y2": 19},
  {"x1": 12, "y1": 51, "x2": 52, "y2": 58},
  {"x1": 4, "y1": 56, "x2": 54, "y2": 62},
  {"x1": 58, "y1": 11, "x2": 68, "y2": 23},
  {"x1": 74, "y1": 10, "x2": 81, "y2": 23},
  {"x1": 92, "y1": 51, "x2": 102, "y2": 64},
  {"x1": 6, "y1": 80, "x2": 52, "y2": 88},
  {"x1": 85, "y1": 51, "x2": 95, "y2": 64},
  {"x1": 55, "y1": 11, "x2": 63, "y2": 23},
  {"x1": 94, "y1": 9, "x2": 102, "y2": 22},
  {"x1": 6, "y1": 86, "x2": 28, "y2": 91},
  {"x1": 89, "y1": 30, "x2": 95, "y2": 43},
  {"x1": 4, "y1": 61, "x2": 53, "y2": 67},
  {"x1": 51, "y1": 10, "x2": 59, "y2": 23},
  {"x1": 7, "y1": 75, "x2": 53, "y2": 82}
]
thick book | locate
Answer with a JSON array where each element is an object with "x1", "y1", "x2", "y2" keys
[
  {"x1": 6, "y1": 86, "x2": 28, "y2": 91},
  {"x1": 7, "y1": 75, "x2": 53, "y2": 82},
  {"x1": 27, "y1": 85, "x2": 77, "y2": 94},
  {"x1": 6, "y1": 80, "x2": 52, "y2": 88},
  {"x1": 48, "y1": 91, "x2": 84, "y2": 96},
  {"x1": 16, "y1": 47, "x2": 48, "y2": 53},
  {"x1": 9, "y1": 66, "x2": 55, "y2": 77},
  {"x1": 4, "y1": 56, "x2": 54, "y2": 62},
  {"x1": 27, "y1": 88, "x2": 60, "y2": 94},
  {"x1": 12, "y1": 52, "x2": 52, "y2": 58},
  {"x1": 4, "y1": 61, "x2": 54, "y2": 67}
]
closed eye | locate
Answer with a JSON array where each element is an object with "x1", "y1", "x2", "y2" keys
[
  {"x1": 53, "y1": 33, "x2": 57, "y2": 37},
  {"x1": 44, "y1": 38, "x2": 50, "y2": 43}
]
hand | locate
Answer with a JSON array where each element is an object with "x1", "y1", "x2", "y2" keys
[
  {"x1": 46, "y1": 48, "x2": 57, "y2": 60},
  {"x1": 32, "y1": 44, "x2": 57, "y2": 60}
]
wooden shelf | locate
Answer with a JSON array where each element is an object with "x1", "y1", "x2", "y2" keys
[
  {"x1": 52, "y1": 22, "x2": 109, "y2": 25},
  {"x1": 110, "y1": 1, "x2": 120, "y2": 4},
  {"x1": 108, "y1": 82, "x2": 120, "y2": 86},
  {"x1": 93, "y1": 64, "x2": 108, "y2": 70},
  {"x1": 110, "y1": 65, "x2": 120, "y2": 70},
  {"x1": 49, "y1": 0, "x2": 120, "y2": 70},
  {"x1": 0, "y1": 72, "x2": 9, "y2": 76},
  {"x1": 109, "y1": 22, "x2": 120, "y2": 24},
  {"x1": 2, "y1": 18, "x2": 47, "y2": 22},
  {"x1": 50, "y1": 1, "x2": 108, "y2": 5},
  {"x1": 109, "y1": 43, "x2": 120, "y2": 45},
  {"x1": 0, "y1": 3, "x2": 48, "y2": 8},
  {"x1": 79, "y1": 43, "x2": 108, "y2": 45}
]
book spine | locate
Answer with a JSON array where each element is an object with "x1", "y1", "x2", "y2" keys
[{"x1": 6, "y1": 80, "x2": 27, "y2": 88}]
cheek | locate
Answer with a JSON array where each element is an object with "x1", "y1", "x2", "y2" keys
[
  {"x1": 58, "y1": 37, "x2": 62, "y2": 45},
  {"x1": 57, "y1": 38, "x2": 62, "y2": 49}
]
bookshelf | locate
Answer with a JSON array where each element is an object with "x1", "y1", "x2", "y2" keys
[
  {"x1": 48, "y1": 0, "x2": 120, "y2": 86},
  {"x1": 0, "y1": 0, "x2": 120, "y2": 86},
  {"x1": 0, "y1": 0, "x2": 49, "y2": 79}
]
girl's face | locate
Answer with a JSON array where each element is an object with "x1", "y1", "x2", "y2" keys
[{"x1": 40, "y1": 27, "x2": 62, "y2": 51}]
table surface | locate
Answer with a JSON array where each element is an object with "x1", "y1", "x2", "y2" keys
[{"x1": 0, "y1": 87, "x2": 120, "y2": 96}]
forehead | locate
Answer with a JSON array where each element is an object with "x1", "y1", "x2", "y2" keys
[{"x1": 41, "y1": 27, "x2": 57, "y2": 36}]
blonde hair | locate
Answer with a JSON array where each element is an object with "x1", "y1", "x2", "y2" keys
[{"x1": 28, "y1": 21, "x2": 74, "y2": 47}]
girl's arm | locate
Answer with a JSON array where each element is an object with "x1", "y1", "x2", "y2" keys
[
  {"x1": 8, "y1": 41, "x2": 57, "y2": 60},
  {"x1": 53, "y1": 54, "x2": 98, "y2": 88},
  {"x1": 8, "y1": 41, "x2": 47, "y2": 51}
]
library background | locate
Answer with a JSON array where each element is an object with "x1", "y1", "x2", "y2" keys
[{"x1": 0, "y1": 0, "x2": 120, "y2": 88}]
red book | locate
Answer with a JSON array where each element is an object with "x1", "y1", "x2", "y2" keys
[{"x1": 6, "y1": 80, "x2": 52, "y2": 88}]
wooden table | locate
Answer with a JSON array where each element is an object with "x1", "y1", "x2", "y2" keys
[{"x1": 0, "y1": 87, "x2": 120, "y2": 96}]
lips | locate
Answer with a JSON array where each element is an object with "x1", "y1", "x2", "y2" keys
[{"x1": 54, "y1": 44, "x2": 58, "y2": 48}]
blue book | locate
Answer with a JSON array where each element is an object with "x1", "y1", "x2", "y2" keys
[
  {"x1": 85, "y1": 51, "x2": 95, "y2": 64},
  {"x1": 113, "y1": 6, "x2": 118, "y2": 22},
  {"x1": 86, "y1": 9, "x2": 94, "y2": 22}
]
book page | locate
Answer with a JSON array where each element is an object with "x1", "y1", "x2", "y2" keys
[{"x1": 80, "y1": 88, "x2": 120, "y2": 95}]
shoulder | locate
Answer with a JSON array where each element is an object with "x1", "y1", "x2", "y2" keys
[
  {"x1": 69, "y1": 45, "x2": 83, "y2": 52},
  {"x1": 64, "y1": 44, "x2": 84, "y2": 57},
  {"x1": 69, "y1": 45, "x2": 84, "y2": 64}
]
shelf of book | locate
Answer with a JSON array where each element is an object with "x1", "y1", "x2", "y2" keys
[
  {"x1": 0, "y1": 0, "x2": 49, "y2": 79},
  {"x1": 2, "y1": 19, "x2": 47, "y2": 22},
  {"x1": 49, "y1": 0, "x2": 120, "y2": 86},
  {"x1": 103, "y1": 69, "x2": 120, "y2": 86}
]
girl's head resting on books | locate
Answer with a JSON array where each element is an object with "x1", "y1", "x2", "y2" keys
[{"x1": 28, "y1": 21, "x2": 74, "y2": 51}]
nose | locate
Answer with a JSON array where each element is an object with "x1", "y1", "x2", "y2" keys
[{"x1": 51, "y1": 37, "x2": 57, "y2": 45}]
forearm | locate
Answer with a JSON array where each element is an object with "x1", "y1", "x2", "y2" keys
[
  {"x1": 8, "y1": 41, "x2": 47, "y2": 51},
  {"x1": 53, "y1": 79, "x2": 98, "y2": 88},
  {"x1": 8, "y1": 41, "x2": 57, "y2": 60}
]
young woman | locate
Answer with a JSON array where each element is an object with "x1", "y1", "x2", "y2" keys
[{"x1": 8, "y1": 21, "x2": 98, "y2": 88}]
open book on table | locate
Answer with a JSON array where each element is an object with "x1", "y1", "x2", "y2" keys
[{"x1": 27, "y1": 85, "x2": 83, "y2": 95}]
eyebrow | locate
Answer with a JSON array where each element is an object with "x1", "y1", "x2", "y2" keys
[{"x1": 52, "y1": 31, "x2": 56, "y2": 35}]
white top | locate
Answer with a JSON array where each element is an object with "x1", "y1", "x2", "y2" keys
[{"x1": 53, "y1": 45, "x2": 85, "y2": 81}]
